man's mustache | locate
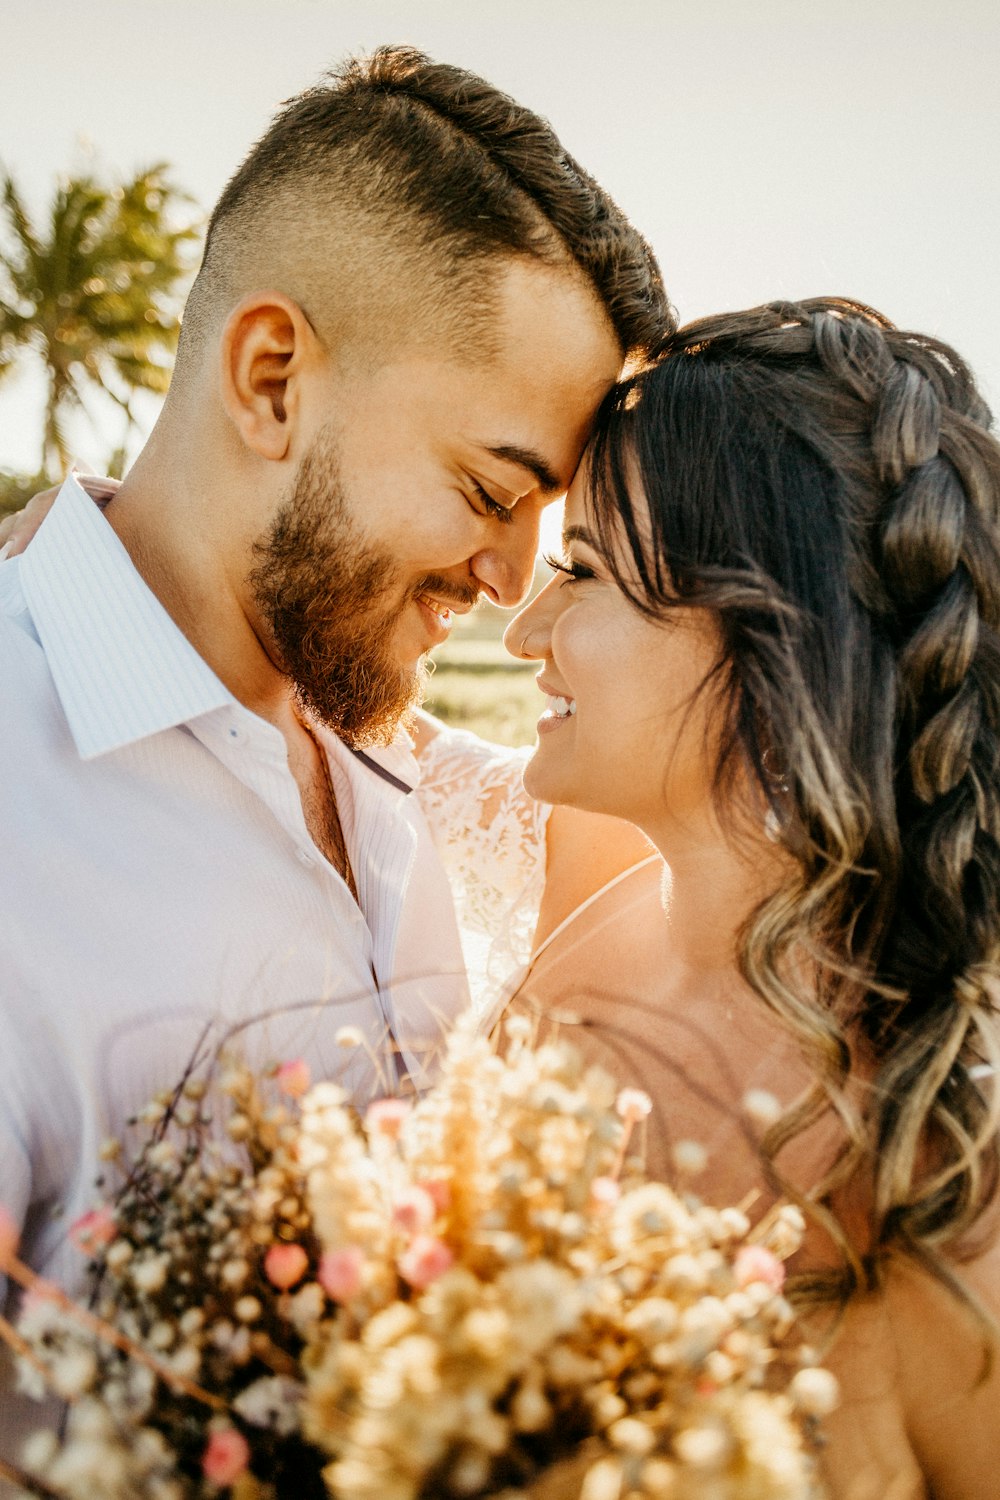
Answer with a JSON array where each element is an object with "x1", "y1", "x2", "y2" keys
[{"x1": 412, "y1": 575, "x2": 481, "y2": 611}]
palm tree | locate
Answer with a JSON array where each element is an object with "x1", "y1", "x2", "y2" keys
[{"x1": 0, "y1": 164, "x2": 200, "y2": 474}]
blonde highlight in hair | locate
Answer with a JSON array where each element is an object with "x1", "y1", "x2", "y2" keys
[{"x1": 587, "y1": 297, "x2": 1000, "y2": 1315}]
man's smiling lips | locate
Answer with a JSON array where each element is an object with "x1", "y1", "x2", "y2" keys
[{"x1": 414, "y1": 590, "x2": 472, "y2": 645}]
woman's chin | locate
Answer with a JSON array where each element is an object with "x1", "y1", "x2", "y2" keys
[{"x1": 522, "y1": 748, "x2": 565, "y2": 806}]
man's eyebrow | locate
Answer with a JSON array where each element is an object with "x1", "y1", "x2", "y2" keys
[{"x1": 483, "y1": 443, "x2": 562, "y2": 495}]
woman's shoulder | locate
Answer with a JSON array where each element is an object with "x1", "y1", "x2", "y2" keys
[
  {"x1": 813, "y1": 1217, "x2": 1000, "y2": 1500},
  {"x1": 885, "y1": 1219, "x2": 1000, "y2": 1500}
]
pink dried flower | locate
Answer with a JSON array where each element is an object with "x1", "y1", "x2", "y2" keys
[
  {"x1": 734, "y1": 1244, "x2": 786, "y2": 1291},
  {"x1": 0, "y1": 1204, "x2": 19, "y2": 1265},
  {"x1": 364, "y1": 1097, "x2": 410, "y2": 1139},
  {"x1": 318, "y1": 1246, "x2": 365, "y2": 1302},
  {"x1": 392, "y1": 1186, "x2": 437, "y2": 1236},
  {"x1": 398, "y1": 1234, "x2": 454, "y2": 1290},
  {"x1": 69, "y1": 1207, "x2": 116, "y2": 1256},
  {"x1": 417, "y1": 1178, "x2": 452, "y2": 1213},
  {"x1": 264, "y1": 1242, "x2": 309, "y2": 1290},
  {"x1": 616, "y1": 1088, "x2": 653, "y2": 1125},
  {"x1": 202, "y1": 1427, "x2": 250, "y2": 1486},
  {"x1": 276, "y1": 1059, "x2": 311, "y2": 1099},
  {"x1": 589, "y1": 1176, "x2": 621, "y2": 1212}
]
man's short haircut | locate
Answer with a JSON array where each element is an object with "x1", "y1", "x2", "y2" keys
[{"x1": 177, "y1": 45, "x2": 673, "y2": 370}]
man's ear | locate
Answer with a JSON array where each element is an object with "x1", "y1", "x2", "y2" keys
[{"x1": 218, "y1": 294, "x2": 321, "y2": 461}]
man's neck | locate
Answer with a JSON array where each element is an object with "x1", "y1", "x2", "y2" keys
[{"x1": 103, "y1": 447, "x2": 292, "y2": 726}]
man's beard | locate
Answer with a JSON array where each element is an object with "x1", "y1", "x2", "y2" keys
[{"x1": 247, "y1": 429, "x2": 429, "y2": 748}]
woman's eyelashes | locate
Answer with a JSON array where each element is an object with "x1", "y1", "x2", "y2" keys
[{"x1": 543, "y1": 551, "x2": 597, "y2": 582}]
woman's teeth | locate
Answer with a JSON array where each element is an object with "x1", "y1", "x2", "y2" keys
[{"x1": 542, "y1": 694, "x2": 576, "y2": 720}]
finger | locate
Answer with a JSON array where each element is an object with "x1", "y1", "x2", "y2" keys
[{"x1": 1, "y1": 487, "x2": 60, "y2": 558}]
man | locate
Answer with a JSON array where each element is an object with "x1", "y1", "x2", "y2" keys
[{"x1": 0, "y1": 44, "x2": 668, "y2": 1458}]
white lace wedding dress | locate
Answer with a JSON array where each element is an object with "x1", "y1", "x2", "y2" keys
[{"x1": 415, "y1": 725, "x2": 551, "y2": 1032}]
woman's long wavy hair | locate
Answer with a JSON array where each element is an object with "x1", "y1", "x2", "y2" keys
[{"x1": 587, "y1": 298, "x2": 1000, "y2": 1311}]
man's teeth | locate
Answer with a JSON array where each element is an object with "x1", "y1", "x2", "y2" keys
[
  {"x1": 417, "y1": 594, "x2": 453, "y2": 625},
  {"x1": 543, "y1": 694, "x2": 576, "y2": 719}
]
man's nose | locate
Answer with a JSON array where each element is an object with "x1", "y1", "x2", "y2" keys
[{"x1": 470, "y1": 515, "x2": 542, "y2": 609}]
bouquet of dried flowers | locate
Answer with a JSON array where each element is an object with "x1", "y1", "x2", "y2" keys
[{"x1": 1, "y1": 1014, "x2": 837, "y2": 1500}]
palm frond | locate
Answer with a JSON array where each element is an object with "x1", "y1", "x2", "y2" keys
[{"x1": 1, "y1": 160, "x2": 202, "y2": 470}]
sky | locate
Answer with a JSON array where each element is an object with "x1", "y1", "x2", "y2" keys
[{"x1": 1, "y1": 0, "x2": 997, "y2": 554}]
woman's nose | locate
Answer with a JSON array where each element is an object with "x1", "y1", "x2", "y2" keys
[{"x1": 503, "y1": 576, "x2": 559, "y2": 660}]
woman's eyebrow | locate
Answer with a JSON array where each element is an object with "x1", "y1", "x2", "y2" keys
[{"x1": 562, "y1": 523, "x2": 601, "y2": 549}]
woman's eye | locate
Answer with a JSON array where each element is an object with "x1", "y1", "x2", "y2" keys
[
  {"x1": 543, "y1": 551, "x2": 596, "y2": 582},
  {"x1": 471, "y1": 483, "x2": 514, "y2": 525}
]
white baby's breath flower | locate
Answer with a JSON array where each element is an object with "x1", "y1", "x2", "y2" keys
[
  {"x1": 15, "y1": 1354, "x2": 49, "y2": 1402},
  {"x1": 510, "y1": 1381, "x2": 550, "y2": 1433},
  {"x1": 673, "y1": 1422, "x2": 731, "y2": 1469},
  {"x1": 717, "y1": 1206, "x2": 751, "y2": 1240},
  {"x1": 233, "y1": 1374, "x2": 304, "y2": 1435},
  {"x1": 580, "y1": 1457, "x2": 624, "y2": 1500},
  {"x1": 765, "y1": 1204, "x2": 807, "y2": 1259},
  {"x1": 743, "y1": 1087, "x2": 783, "y2": 1128},
  {"x1": 663, "y1": 1253, "x2": 709, "y2": 1295},
  {"x1": 131, "y1": 1253, "x2": 170, "y2": 1294},
  {"x1": 147, "y1": 1320, "x2": 174, "y2": 1351},
  {"x1": 220, "y1": 1257, "x2": 250, "y2": 1289},
  {"x1": 50, "y1": 1346, "x2": 99, "y2": 1398},
  {"x1": 104, "y1": 1239, "x2": 132, "y2": 1272},
  {"x1": 168, "y1": 1344, "x2": 202, "y2": 1381},
  {"x1": 790, "y1": 1365, "x2": 840, "y2": 1416},
  {"x1": 671, "y1": 1139, "x2": 709, "y2": 1175},
  {"x1": 334, "y1": 1025, "x2": 365, "y2": 1048},
  {"x1": 608, "y1": 1417, "x2": 656, "y2": 1455},
  {"x1": 503, "y1": 1013, "x2": 533, "y2": 1042},
  {"x1": 146, "y1": 1140, "x2": 177, "y2": 1169},
  {"x1": 288, "y1": 1280, "x2": 325, "y2": 1333},
  {"x1": 21, "y1": 1428, "x2": 59, "y2": 1472},
  {"x1": 623, "y1": 1298, "x2": 679, "y2": 1343},
  {"x1": 178, "y1": 1307, "x2": 204, "y2": 1337}
]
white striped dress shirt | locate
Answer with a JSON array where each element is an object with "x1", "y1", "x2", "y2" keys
[{"x1": 0, "y1": 477, "x2": 472, "y2": 1451}]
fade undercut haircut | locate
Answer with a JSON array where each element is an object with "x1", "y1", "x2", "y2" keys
[{"x1": 176, "y1": 45, "x2": 671, "y2": 371}]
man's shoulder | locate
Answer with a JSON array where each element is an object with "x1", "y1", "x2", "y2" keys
[
  {"x1": 0, "y1": 596, "x2": 64, "y2": 757},
  {"x1": 0, "y1": 594, "x2": 45, "y2": 677},
  {"x1": 0, "y1": 551, "x2": 31, "y2": 624}
]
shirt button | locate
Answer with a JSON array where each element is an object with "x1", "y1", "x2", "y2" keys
[{"x1": 297, "y1": 849, "x2": 315, "y2": 868}]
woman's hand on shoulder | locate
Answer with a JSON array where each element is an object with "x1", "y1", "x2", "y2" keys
[
  {"x1": 0, "y1": 474, "x2": 121, "y2": 557},
  {"x1": 0, "y1": 485, "x2": 60, "y2": 556}
]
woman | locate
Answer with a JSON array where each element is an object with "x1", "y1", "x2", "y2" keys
[{"x1": 501, "y1": 297, "x2": 1000, "y2": 1499}]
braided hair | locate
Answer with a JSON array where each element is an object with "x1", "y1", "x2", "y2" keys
[{"x1": 586, "y1": 297, "x2": 1000, "y2": 1302}]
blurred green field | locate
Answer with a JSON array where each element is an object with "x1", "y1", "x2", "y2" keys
[{"x1": 423, "y1": 602, "x2": 542, "y2": 748}]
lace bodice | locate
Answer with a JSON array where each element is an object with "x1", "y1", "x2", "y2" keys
[{"x1": 415, "y1": 725, "x2": 551, "y2": 1028}]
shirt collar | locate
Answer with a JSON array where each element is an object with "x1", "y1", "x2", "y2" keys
[{"x1": 19, "y1": 475, "x2": 234, "y2": 760}]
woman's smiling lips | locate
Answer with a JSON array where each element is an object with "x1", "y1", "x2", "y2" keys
[{"x1": 536, "y1": 674, "x2": 577, "y2": 733}]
